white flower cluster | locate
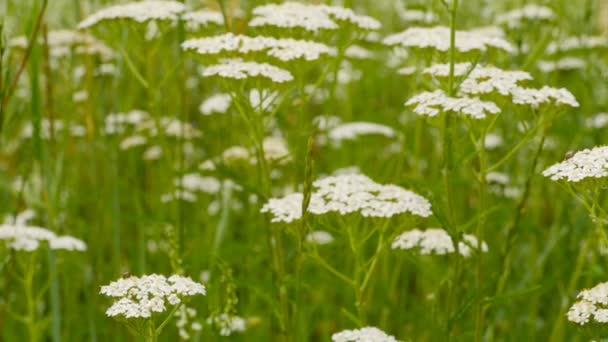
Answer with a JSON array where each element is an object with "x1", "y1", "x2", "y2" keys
[
  {"x1": 183, "y1": 10, "x2": 224, "y2": 31},
  {"x1": 138, "y1": 117, "x2": 202, "y2": 139},
  {"x1": 586, "y1": 113, "x2": 608, "y2": 129},
  {"x1": 396, "y1": 8, "x2": 438, "y2": 24},
  {"x1": 510, "y1": 86, "x2": 579, "y2": 108},
  {"x1": 175, "y1": 305, "x2": 203, "y2": 340},
  {"x1": 249, "y1": 2, "x2": 381, "y2": 32},
  {"x1": 305, "y1": 230, "x2": 335, "y2": 245},
  {"x1": 405, "y1": 90, "x2": 501, "y2": 119},
  {"x1": 182, "y1": 33, "x2": 335, "y2": 62},
  {"x1": 383, "y1": 26, "x2": 515, "y2": 53},
  {"x1": 542, "y1": 146, "x2": 608, "y2": 183},
  {"x1": 78, "y1": 1, "x2": 187, "y2": 29},
  {"x1": 344, "y1": 45, "x2": 375, "y2": 60},
  {"x1": 332, "y1": 326, "x2": 399, "y2": 342},
  {"x1": 546, "y1": 35, "x2": 608, "y2": 54},
  {"x1": 262, "y1": 136, "x2": 292, "y2": 164},
  {"x1": 21, "y1": 119, "x2": 86, "y2": 140},
  {"x1": 100, "y1": 274, "x2": 206, "y2": 319},
  {"x1": 537, "y1": 57, "x2": 586, "y2": 73},
  {"x1": 207, "y1": 314, "x2": 247, "y2": 336},
  {"x1": 104, "y1": 110, "x2": 151, "y2": 135},
  {"x1": 174, "y1": 173, "x2": 221, "y2": 194},
  {"x1": 10, "y1": 30, "x2": 114, "y2": 61},
  {"x1": 328, "y1": 122, "x2": 396, "y2": 144},
  {"x1": 496, "y1": 5, "x2": 556, "y2": 28},
  {"x1": 568, "y1": 281, "x2": 608, "y2": 325},
  {"x1": 420, "y1": 63, "x2": 579, "y2": 109},
  {"x1": 0, "y1": 224, "x2": 87, "y2": 252},
  {"x1": 199, "y1": 93, "x2": 232, "y2": 115},
  {"x1": 202, "y1": 60, "x2": 294, "y2": 83},
  {"x1": 261, "y1": 174, "x2": 432, "y2": 223},
  {"x1": 391, "y1": 228, "x2": 488, "y2": 257}
]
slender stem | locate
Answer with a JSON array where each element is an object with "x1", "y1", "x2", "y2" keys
[
  {"x1": 444, "y1": 0, "x2": 460, "y2": 339},
  {"x1": 474, "y1": 127, "x2": 488, "y2": 342}
]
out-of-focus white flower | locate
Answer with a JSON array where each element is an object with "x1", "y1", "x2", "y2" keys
[
  {"x1": 485, "y1": 133, "x2": 504, "y2": 150},
  {"x1": 202, "y1": 60, "x2": 293, "y2": 83},
  {"x1": 143, "y1": 145, "x2": 163, "y2": 160},
  {"x1": 546, "y1": 35, "x2": 608, "y2": 54},
  {"x1": 537, "y1": 57, "x2": 586, "y2": 73},
  {"x1": 174, "y1": 173, "x2": 221, "y2": 194},
  {"x1": 305, "y1": 230, "x2": 335, "y2": 245},
  {"x1": 384, "y1": 26, "x2": 514, "y2": 53},
  {"x1": 78, "y1": 1, "x2": 187, "y2": 29},
  {"x1": 160, "y1": 190, "x2": 197, "y2": 203},
  {"x1": 332, "y1": 326, "x2": 399, "y2": 342},
  {"x1": 392, "y1": 228, "x2": 488, "y2": 257},
  {"x1": 496, "y1": 5, "x2": 555, "y2": 28},
  {"x1": 0, "y1": 224, "x2": 87, "y2": 252},
  {"x1": 183, "y1": 10, "x2": 224, "y2": 31},
  {"x1": 119, "y1": 135, "x2": 147, "y2": 150},
  {"x1": 249, "y1": 2, "x2": 380, "y2": 32},
  {"x1": 199, "y1": 93, "x2": 232, "y2": 115},
  {"x1": 328, "y1": 122, "x2": 396, "y2": 144},
  {"x1": 586, "y1": 113, "x2": 608, "y2": 129},
  {"x1": 207, "y1": 314, "x2": 248, "y2": 336}
]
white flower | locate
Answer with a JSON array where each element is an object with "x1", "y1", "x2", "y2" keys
[
  {"x1": 261, "y1": 174, "x2": 432, "y2": 222},
  {"x1": 396, "y1": 8, "x2": 438, "y2": 24},
  {"x1": 104, "y1": 110, "x2": 151, "y2": 135},
  {"x1": 345, "y1": 45, "x2": 375, "y2": 59},
  {"x1": 391, "y1": 228, "x2": 488, "y2": 257},
  {"x1": 199, "y1": 93, "x2": 232, "y2": 115},
  {"x1": 249, "y1": 2, "x2": 380, "y2": 32},
  {"x1": 586, "y1": 113, "x2": 608, "y2": 129},
  {"x1": 202, "y1": 60, "x2": 293, "y2": 83},
  {"x1": 486, "y1": 172, "x2": 510, "y2": 185},
  {"x1": 119, "y1": 135, "x2": 147, "y2": 150},
  {"x1": 10, "y1": 30, "x2": 114, "y2": 61},
  {"x1": 49, "y1": 236, "x2": 88, "y2": 251},
  {"x1": 537, "y1": 57, "x2": 586, "y2": 73},
  {"x1": 182, "y1": 34, "x2": 334, "y2": 62},
  {"x1": 161, "y1": 190, "x2": 197, "y2": 203},
  {"x1": 422, "y1": 62, "x2": 473, "y2": 77},
  {"x1": 207, "y1": 314, "x2": 247, "y2": 336},
  {"x1": 0, "y1": 224, "x2": 87, "y2": 252},
  {"x1": 542, "y1": 146, "x2": 608, "y2": 183},
  {"x1": 496, "y1": 5, "x2": 556, "y2": 28},
  {"x1": 405, "y1": 90, "x2": 500, "y2": 119},
  {"x1": 383, "y1": 26, "x2": 515, "y2": 53},
  {"x1": 546, "y1": 35, "x2": 608, "y2": 54},
  {"x1": 397, "y1": 66, "x2": 417, "y2": 76},
  {"x1": 78, "y1": 1, "x2": 187, "y2": 29},
  {"x1": 183, "y1": 10, "x2": 224, "y2": 30},
  {"x1": 305, "y1": 230, "x2": 335, "y2": 245},
  {"x1": 262, "y1": 136, "x2": 291, "y2": 163},
  {"x1": 328, "y1": 122, "x2": 396, "y2": 143},
  {"x1": 3, "y1": 209, "x2": 37, "y2": 225},
  {"x1": 174, "y1": 173, "x2": 221, "y2": 194},
  {"x1": 100, "y1": 274, "x2": 205, "y2": 319},
  {"x1": 332, "y1": 326, "x2": 399, "y2": 342},
  {"x1": 143, "y1": 145, "x2": 163, "y2": 160},
  {"x1": 567, "y1": 281, "x2": 608, "y2": 325},
  {"x1": 511, "y1": 86, "x2": 579, "y2": 108},
  {"x1": 222, "y1": 146, "x2": 251, "y2": 163},
  {"x1": 484, "y1": 133, "x2": 504, "y2": 150}
]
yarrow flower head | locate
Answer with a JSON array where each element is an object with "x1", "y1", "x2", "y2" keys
[
  {"x1": 261, "y1": 174, "x2": 432, "y2": 223},
  {"x1": 183, "y1": 10, "x2": 224, "y2": 31},
  {"x1": 78, "y1": 1, "x2": 187, "y2": 29},
  {"x1": 542, "y1": 146, "x2": 608, "y2": 183},
  {"x1": 249, "y1": 2, "x2": 380, "y2": 33},
  {"x1": 496, "y1": 5, "x2": 556, "y2": 29},
  {"x1": 327, "y1": 122, "x2": 396, "y2": 144},
  {"x1": 10, "y1": 30, "x2": 114, "y2": 61},
  {"x1": 199, "y1": 93, "x2": 232, "y2": 115},
  {"x1": 391, "y1": 228, "x2": 488, "y2": 257},
  {"x1": 100, "y1": 274, "x2": 206, "y2": 319},
  {"x1": 202, "y1": 60, "x2": 293, "y2": 83},
  {"x1": 182, "y1": 33, "x2": 335, "y2": 62},
  {"x1": 568, "y1": 281, "x2": 608, "y2": 325},
  {"x1": 332, "y1": 326, "x2": 400, "y2": 342},
  {"x1": 383, "y1": 26, "x2": 515, "y2": 53},
  {"x1": 0, "y1": 224, "x2": 87, "y2": 252},
  {"x1": 405, "y1": 90, "x2": 500, "y2": 119}
]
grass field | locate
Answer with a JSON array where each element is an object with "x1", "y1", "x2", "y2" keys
[{"x1": 1, "y1": 0, "x2": 608, "y2": 341}]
